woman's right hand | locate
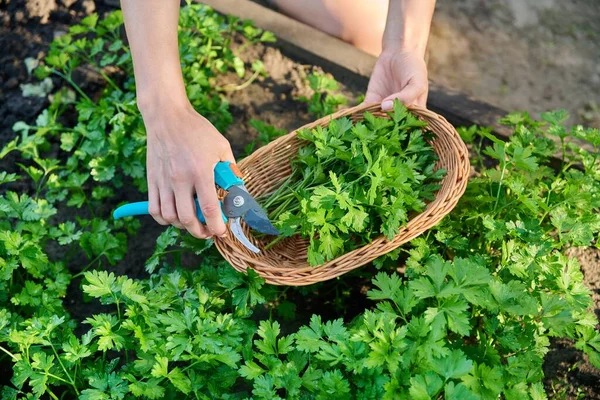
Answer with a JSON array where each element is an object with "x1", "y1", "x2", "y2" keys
[
  {"x1": 141, "y1": 100, "x2": 235, "y2": 239},
  {"x1": 121, "y1": 0, "x2": 234, "y2": 239}
]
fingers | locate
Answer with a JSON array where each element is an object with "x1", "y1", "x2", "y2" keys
[
  {"x1": 145, "y1": 117, "x2": 235, "y2": 239},
  {"x1": 148, "y1": 184, "x2": 169, "y2": 226},
  {"x1": 192, "y1": 138, "x2": 234, "y2": 238},
  {"x1": 174, "y1": 185, "x2": 211, "y2": 239},
  {"x1": 195, "y1": 176, "x2": 227, "y2": 238},
  {"x1": 152, "y1": 181, "x2": 214, "y2": 238},
  {"x1": 381, "y1": 79, "x2": 428, "y2": 111},
  {"x1": 159, "y1": 190, "x2": 184, "y2": 229},
  {"x1": 153, "y1": 183, "x2": 213, "y2": 239}
]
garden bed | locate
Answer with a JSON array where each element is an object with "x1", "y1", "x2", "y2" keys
[{"x1": 0, "y1": 2, "x2": 599, "y2": 399}]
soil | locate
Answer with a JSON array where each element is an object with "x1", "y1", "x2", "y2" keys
[
  {"x1": 0, "y1": 0, "x2": 599, "y2": 398},
  {"x1": 0, "y1": 0, "x2": 110, "y2": 146},
  {"x1": 428, "y1": 0, "x2": 600, "y2": 129},
  {"x1": 219, "y1": 41, "x2": 361, "y2": 155}
]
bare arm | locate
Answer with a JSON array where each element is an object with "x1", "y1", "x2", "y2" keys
[
  {"x1": 121, "y1": 0, "x2": 234, "y2": 239},
  {"x1": 121, "y1": 0, "x2": 188, "y2": 111},
  {"x1": 366, "y1": 0, "x2": 436, "y2": 109},
  {"x1": 383, "y1": 0, "x2": 435, "y2": 58}
]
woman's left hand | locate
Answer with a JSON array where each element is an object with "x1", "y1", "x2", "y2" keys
[{"x1": 364, "y1": 49, "x2": 429, "y2": 110}]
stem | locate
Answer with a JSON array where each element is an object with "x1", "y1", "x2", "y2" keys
[
  {"x1": 271, "y1": 197, "x2": 297, "y2": 221},
  {"x1": 222, "y1": 68, "x2": 262, "y2": 92},
  {"x1": 85, "y1": 192, "x2": 96, "y2": 219},
  {"x1": 260, "y1": 176, "x2": 296, "y2": 207},
  {"x1": 0, "y1": 346, "x2": 17, "y2": 361},
  {"x1": 201, "y1": 37, "x2": 213, "y2": 68},
  {"x1": 49, "y1": 343, "x2": 80, "y2": 396},
  {"x1": 115, "y1": 297, "x2": 122, "y2": 320},
  {"x1": 560, "y1": 137, "x2": 566, "y2": 169},
  {"x1": 493, "y1": 160, "x2": 507, "y2": 212},
  {"x1": 47, "y1": 388, "x2": 60, "y2": 400},
  {"x1": 96, "y1": 68, "x2": 120, "y2": 92},
  {"x1": 234, "y1": 41, "x2": 252, "y2": 58},
  {"x1": 72, "y1": 252, "x2": 105, "y2": 279},
  {"x1": 73, "y1": 364, "x2": 78, "y2": 389},
  {"x1": 476, "y1": 135, "x2": 485, "y2": 171},
  {"x1": 44, "y1": 372, "x2": 72, "y2": 386},
  {"x1": 144, "y1": 249, "x2": 189, "y2": 268},
  {"x1": 154, "y1": 249, "x2": 188, "y2": 257},
  {"x1": 51, "y1": 70, "x2": 92, "y2": 102},
  {"x1": 181, "y1": 357, "x2": 206, "y2": 373},
  {"x1": 79, "y1": 51, "x2": 121, "y2": 91},
  {"x1": 261, "y1": 181, "x2": 293, "y2": 207},
  {"x1": 35, "y1": 171, "x2": 55, "y2": 199},
  {"x1": 264, "y1": 234, "x2": 288, "y2": 251},
  {"x1": 27, "y1": 126, "x2": 75, "y2": 133}
]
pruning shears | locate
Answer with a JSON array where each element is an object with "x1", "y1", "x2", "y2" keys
[{"x1": 112, "y1": 161, "x2": 279, "y2": 253}]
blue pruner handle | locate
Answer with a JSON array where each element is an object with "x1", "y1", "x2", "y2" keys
[
  {"x1": 112, "y1": 161, "x2": 242, "y2": 222},
  {"x1": 214, "y1": 161, "x2": 244, "y2": 190},
  {"x1": 113, "y1": 201, "x2": 151, "y2": 219},
  {"x1": 113, "y1": 200, "x2": 227, "y2": 223}
]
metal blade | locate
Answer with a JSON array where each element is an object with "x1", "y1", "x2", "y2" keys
[
  {"x1": 222, "y1": 185, "x2": 280, "y2": 236},
  {"x1": 243, "y1": 208, "x2": 280, "y2": 235},
  {"x1": 230, "y1": 217, "x2": 260, "y2": 253}
]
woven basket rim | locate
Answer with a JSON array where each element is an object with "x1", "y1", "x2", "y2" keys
[{"x1": 214, "y1": 103, "x2": 471, "y2": 285}]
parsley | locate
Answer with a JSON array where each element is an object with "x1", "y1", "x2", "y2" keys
[{"x1": 263, "y1": 101, "x2": 445, "y2": 265}]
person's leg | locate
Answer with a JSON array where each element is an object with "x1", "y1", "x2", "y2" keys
[{"x1": 270, "y1": 0, "x2": 388, "y2": 56}]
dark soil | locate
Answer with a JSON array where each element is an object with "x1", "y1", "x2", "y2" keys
[
  {"x1": 0, "y1": 0, "x2": 112, "y2": 146},
  {"x1": 0, "y1": 0, "x2": 598, "y2": 398}
]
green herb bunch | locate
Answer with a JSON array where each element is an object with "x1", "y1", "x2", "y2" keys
[{"x1": 263, "y1": 102, "x2": 446, "y2": 265}]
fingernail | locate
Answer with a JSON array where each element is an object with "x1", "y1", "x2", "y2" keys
[
  {"x1": 219, "y1": 233, "x2": 227, "y2": 238},
  {"x1": 382, "y1": 100, "x2": 393, "y2": 111}
]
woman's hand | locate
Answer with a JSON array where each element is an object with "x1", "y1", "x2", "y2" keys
[
  {"x1": 364, "y1": 49, "x2": 428, "y2": 109},
  {"x1": 122, "y1": 0, "x2": 235, "y2": 239},
  {"x1": 142, "y1": 102, "x2": 235, "y2": 239},
  {"x1": 364, "y1": 0, "x2": 435, "y2": 110}
]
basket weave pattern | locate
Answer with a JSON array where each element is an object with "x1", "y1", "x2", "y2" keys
[{"x1": 215, "y1": 103, "x2": 470, "y2": 286}]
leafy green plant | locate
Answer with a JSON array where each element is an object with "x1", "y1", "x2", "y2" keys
[
  {"x1": 244, "y1": 119, "x2": 287, "y2": 156},
  {"x1": 262, "y1": 101, "x2": 445, "y2": 265},
  {"x1": 299, "y1": 72, "x2": 348, "y2": 118}
]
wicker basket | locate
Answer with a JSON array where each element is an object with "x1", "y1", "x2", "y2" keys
[{"x1": 215, "y1": 103, "x2": 470, "y2": 286}]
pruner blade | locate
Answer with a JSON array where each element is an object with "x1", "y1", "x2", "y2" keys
[
  {"x1": 230, "y1": 217, "x2": 260, "y2": 253},
  {"x1": 241, "y1": 205, "x2": 280, "y2": 235},
  {"x1": 222, "y1": 186, "x2": 279, "y2": 253}
]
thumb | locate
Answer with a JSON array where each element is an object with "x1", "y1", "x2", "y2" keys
[{"x1": 381, "y1": 80, "x2": 427, "y2": 111}]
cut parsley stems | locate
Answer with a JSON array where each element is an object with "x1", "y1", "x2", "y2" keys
[{"x1": 259, "y1": 101, "x2": 446, "y2": 266}]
